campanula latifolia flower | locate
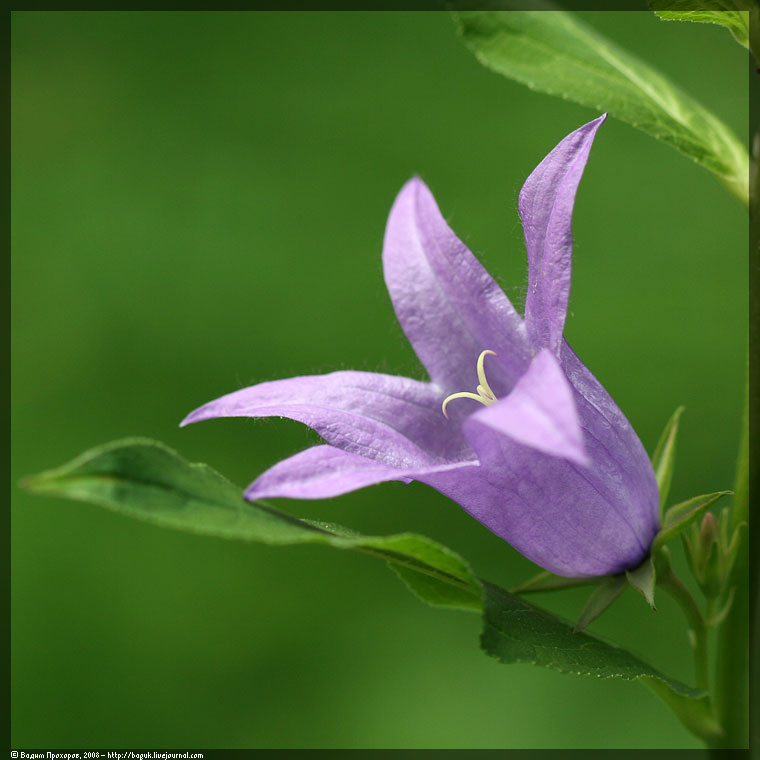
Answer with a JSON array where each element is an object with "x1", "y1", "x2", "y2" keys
[{"x1": 183, "y1": 116, "x2": 660, "y2": 577}]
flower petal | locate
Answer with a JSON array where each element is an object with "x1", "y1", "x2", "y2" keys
[
  {"x1": 454, "y1": 339, "x2": 659, "y2": 577},
  {"x1": 181, "y1": 371, "x2": 471, "y2": 467},
  {"x1": 521, "y1": 115, "x2": 606, "y2": 355},
  {"x1": 433, "y1": 422, "x2": 652, "y2": 577},
  {"x1": 245, "y1": 444, "x2": 472, "y2": 501},
  {"x1": 468, "y1": 348, "x2": 588, "y2": 466},
  {"x1": 383, "y1": 177, "x2": 529, "y2": 395},
  {"x1": 559, "y1": 339, "x2": 660, "y2": 542}
]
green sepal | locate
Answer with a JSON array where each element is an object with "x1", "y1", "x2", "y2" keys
[
  {"x1": 704, "y1": 587, "x2": 736, "y2": 628},
  {"x1": 700, "y1": 532, "x2": 724, "y2": 598},
  {"x1": 723, "y1": 512, "x2": 747, "y2": 562},
  {"x1": 573, "y1": 575, "x2": 627, "y2": 633},
  {"x1": 510, "y1": 569, "x2": 607, "y2": 594},
  {"x1": 649, "y1": 0, "x2": 751, "y2": 49},
  {"x1": 652, "y1": 490, "x2": 732, "y2": 553},
  {"x1": 626, "y1": 556, "x2": 657, "y2": 609},
  {"x1": 651, "y1": 405, "x2": 684, "y2": 516}
]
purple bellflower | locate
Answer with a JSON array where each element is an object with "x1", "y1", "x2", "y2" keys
[{"x1": 182, "y1": 116, "x2": 660, "y2": 578}]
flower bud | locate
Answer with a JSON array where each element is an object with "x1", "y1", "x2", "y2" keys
[
  {"x1": 698, "y1": 511, "x2": 718, "y2": 549},
  {"x1": 683, "y1": 510, "x2": 735, "y2": 598}
]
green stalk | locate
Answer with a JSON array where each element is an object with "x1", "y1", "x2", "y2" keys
[
  {"x1": 709, "y1": 28, "x2": 756, "y2": 747},
  {"x1": 710, "y1": 380, "x2": 749, "y2": 748},
  {"x1": 658, "y1": 567, "x2": 710, "y2": 694}
]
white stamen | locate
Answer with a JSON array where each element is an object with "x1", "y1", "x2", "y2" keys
[{"x1": 442, "y1": 350, "x2": 498, "y2": 419}]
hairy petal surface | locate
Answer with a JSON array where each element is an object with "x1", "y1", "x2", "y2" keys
[
  {"x1": 383, "y1": 177, "x2": 529, "y2": 397},
  {"x1": 245, "y1": 444, "x2": 475, "y2": 501},
  {"x1": 473, "y1": 348, "x2": 588, "y2": 466},
  {"x1": 521, "y1": 115, "x2": 606, "y2": 355},
  {"x1": 181, "y1": 371, "x2": 471, "y2": 467}
]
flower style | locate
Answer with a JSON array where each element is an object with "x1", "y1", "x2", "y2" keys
[{"x1": 182, "y1": 115, "x2": 660, "y2": 578}]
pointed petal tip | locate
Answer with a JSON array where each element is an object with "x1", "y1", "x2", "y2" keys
[
  {"x1": 580, "y1": 114, "x2": 607, "y2": 132},
  {"x1": 575, "y1": 113, "x2": 606, "y2": 141},
  {"x1": 388, "y1": 177, "x2": 425, "y2": 224},
  {"x1": 243, "y1": 472, "x2": 292, "y2": 503},
  {"x1": 564, "y1": 444, "x2": 592, "y2": 469},
  {"x1": 243, "y1": 483, "x2": 267, "y2": 502},
  {"x1": 179, "y1": 404, "x2": 213, "y2": 427},
  {"x1": 397, "y1": 174, "x2": 425, "y2": 195},
  {"x1": 396, "y1": 175, "x2": 433, "y2": 207},
  {"x1": 536, "y1": 423, "x2": 590, "y2": 467}
]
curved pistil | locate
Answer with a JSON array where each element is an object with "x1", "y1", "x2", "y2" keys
[{"x1": 441, "y1": 350, "x2": 499, "y2": 419}]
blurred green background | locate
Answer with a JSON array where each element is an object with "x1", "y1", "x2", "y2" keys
[{"x1": 12, "y1": 11, "x2": 747, "y2": 749}]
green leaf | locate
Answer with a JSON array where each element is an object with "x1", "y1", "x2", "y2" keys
[
  {"x1": 626, "y1": 556, "x2": 657, "y2": 609},
  {"x1": 510, "y1": 569, "x2": 606, "y2": 593},
  {"x1": 650, "y1": 0, "x2": 750, "y2": 49},
  {"x1": 481, "y1": 581, "x2": 704, "y2": 698},
  {"x1": 574, "y1": 575, "x2": 627, "y2": 632},
  {"x1": 451, "y1": 10, "x2": 749, "y2": 205},
  {"x1": 389, "y1": 563, "x2": 480, "y2": 610},
  {"x1": 651, "y1": 405, "x2": 685, "y2": 516},
  {"x1": 29, "y1": 438, "x2": 713, "y2": 720},
  {"x1": 652, "y1": 490, "x2": 732, "y2": 552},
  {"x1": 23, "y1": 438, "x2": 482, "y2": 611}
]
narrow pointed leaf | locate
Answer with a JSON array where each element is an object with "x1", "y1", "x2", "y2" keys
[
  {"x1": 651, "y1": 406, "x2": 685, "y2": 515},
  {"x1": 510, "y1": 569, "x2": 606, "y2": 593},
  {"x1": 683, "y1": 523, "x2": 701, "y2": 578},
  {"x1": 481, "y1": 582, "x2": 703, "y2": 698},
  {"x1": 725, "y1": 520, "x2": 748, "y2": 563},
  {"x1": 28, "y1": 438, "x2": 709, "y2": 710},
  {"x1": 451, "y1": 10, "x2": 749, "y2": 205},
  {"x1": 650, "y1": 0, "x2": 750, "y2": 49},
  {"x1": 653, "y1": 490, "x2": 732, "y2": 552},
  {"x1": 574, "y1": 575, "x2": 627, "y2": 632},
  {"x1": 702, "y1": 537, "x2": 724, "y2": 597},
  {"x1": 626, "y1": 556, "x2": 657, "y2": 609},
  {"x1": 23, "y1": 438, "x2": 482, "y2": 611}
]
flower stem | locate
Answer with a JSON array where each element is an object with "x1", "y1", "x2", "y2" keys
[
  {"x1": 709, "y1": 367, "x2": 751, "y2": 750},
  {"x1": 658, "y1": 567, "x2": 710, "y2": 694},
  {"x1": 707, "y1": 33, "x2": 756, "y2": 750}
]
